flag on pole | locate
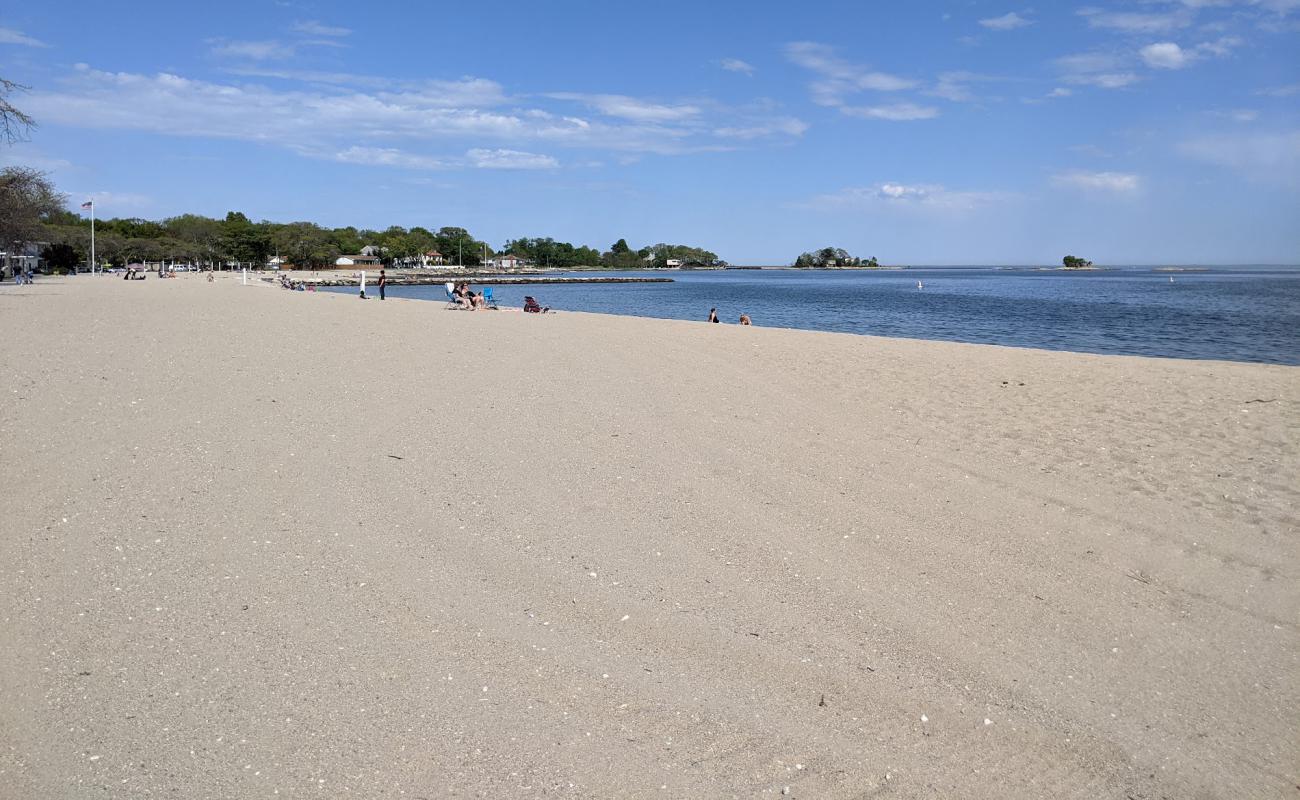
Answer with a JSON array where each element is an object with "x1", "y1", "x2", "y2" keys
[{"x1": 81, "y1": 200, "x2": 93, "y2": 210}]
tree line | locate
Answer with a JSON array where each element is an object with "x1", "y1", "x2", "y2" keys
[{"x1": 5, "y1": 168, "x2": 725, "y2": 272}]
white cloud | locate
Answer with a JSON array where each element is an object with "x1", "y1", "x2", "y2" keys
[
  {"x1": 66, "y1": 190, "x2": 153, "y2": 211},
  {"x1": 292, "y1": 20, "x2": 351, "y2": 37},
  {"x1": 1067, "y1": 72, "x2": 1141, "y2": 88},
  {"x1": 1056, "y1": 52, "x2": 1140, "y2": 88},
  {"x1": 1212, "y1": 108, "x2": 1260, "y2": 121},
  {"x1": 810, "y1": 182, "x2": 1008, "y2": 211},
  {"x1": 840, "y1": 103, "x2": 940, "y2": 121},
  {"x1": 0, "y1": 27, "x2": 49, "y2": 47},
  {"x1": 1048, "y1": 87, "x2": 1073, "y2": 98},
  {"x1": 785, "y1": 41, "x2": 919, "y2": 107},
  {"x1": 1195, "y1": 35, "x2": 1244, "y2": 56},
  {"x1": 1052, "y1": 170, "x2": 1141, "y2": 192},
  {"x1": 466, "y1": 148, "x2": 558, "y2": 169},
  {"x1": 0, "y1": 148, "x2": 73, "y2": 171},
  {"x1": 1177, "y1": 130, "x2": 1300, "y2": 175},
  {"x1": 1141, "y1": 42, "x2": 1191, "y2": 68},
  {"x1": 720, "y1": 58, "x2": 755, "y2": 75},
  {"x1": 1255, "y1": 82, "x2": 1300, "y2": 96},
  {"x1": 714, "y1": 118, "x2": 809, "y2": 138},
  {"x1": 547, "y1": 93, "x2": 700, "y2": 122},
  {"x1": 926, "y1": 71, "x2": 1003, "y2": 103},
  {"x1": 980, "y1": 12, "x2": 1033, "y2": 30},
  {"x1": 333, "y1": 146, "x2": 450, "y2": 170},
  {"x1": 208, "y1": 39, "x2": 291, "y2": 61},
  {"x1": 1078, "y1": 8, "x2": 1192, "y2": 32},
  {"x1": 23, "y1": 64, "x2": 803, "y2": 167},
  {"x1": 1141, "y1": 35, "x2": 1242, "y2": 69}
]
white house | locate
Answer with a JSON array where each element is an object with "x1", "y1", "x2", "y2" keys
[
  {"x1": 335, "y1": 254, "x2": 382, "y2": 268},
  {"x1": 491, "y1": 253, "x2": 528, "y2": 269},
  {"x1": 1, "y1": 242, "x2": 46, "y2": 278}
]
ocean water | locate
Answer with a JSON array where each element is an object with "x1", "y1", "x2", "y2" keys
[{"x1": 330, "y1": 267, "x2": 1300, "y2": 365}]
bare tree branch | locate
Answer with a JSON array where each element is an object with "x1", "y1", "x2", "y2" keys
[{"x1": 1, "y1": 77, "x2": 37, "y2": 145}]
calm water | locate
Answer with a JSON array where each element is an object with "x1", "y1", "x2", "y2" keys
[{"x1": 333, "y1": 267, "x2": 1300, "y2": 365}]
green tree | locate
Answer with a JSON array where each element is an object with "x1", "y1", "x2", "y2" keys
[
  {"x1": 1062, "y1": 255, "x2": 1092, "y2": 269},
  {"x1": 221, "y1": 211, "x2": 270, "y2": 266},
  {"x1": 41, "y1": 242, "x2": 79, "y2": 272},
  {"x1": 1, "y1": 167, "x2": 65, "y2": 260},
  {"x1": 273, "y1": 221, "x2": 338, "y2": 269}
]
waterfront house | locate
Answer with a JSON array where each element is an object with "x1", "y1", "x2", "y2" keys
[{"x1": 335, "y1": 254, "x2": 382, "y2": 268}]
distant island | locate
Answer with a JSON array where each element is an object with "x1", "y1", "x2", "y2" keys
[
  {"x1": 793, "y1": 247, "x2": 885, "y2": 268},
  {"x1": 1062, "y1": 255, "x2": 1095, "y2": 269}
]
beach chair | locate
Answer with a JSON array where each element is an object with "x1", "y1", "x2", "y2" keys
[
  {"x1": 445, "y1": 287, "x2": 463, "y2": 309},
  {"x1": 482, "y1": 286, "x2": 499, "y2": 309}
]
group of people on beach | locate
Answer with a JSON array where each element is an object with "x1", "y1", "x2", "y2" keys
[
  {"x1": 709, "y1": 308, "x2": 751, "y2": 325},
  {"x1": 447, "y1": 280, "x2": 488, "y2": 310}
]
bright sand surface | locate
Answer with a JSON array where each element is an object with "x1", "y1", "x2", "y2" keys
[{"x1": 1, "y1": 273, "x2": 1296, "y2": 799}]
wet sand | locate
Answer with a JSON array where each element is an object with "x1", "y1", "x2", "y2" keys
[{"x1": 1, "y1": 273, "x2": 1296, "y2": 798}]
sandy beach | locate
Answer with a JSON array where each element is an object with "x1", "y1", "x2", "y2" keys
[{"x1": 1, "y1": 273, "x2": 1296, "y2": 799}]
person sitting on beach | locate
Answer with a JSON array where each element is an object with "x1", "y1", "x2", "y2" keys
[
  {"x1": 523, "y1": 296, "x2": 550, "y2": 313},
  {"x1": 739, "y1": 314, "x2": 751, "y2": 325},
  {"x1": 472, "y1": 291, "x2": 487, "y2": 310},
  {"x1": 708, "y1": 308, "x2": 720, "y2": 323}
]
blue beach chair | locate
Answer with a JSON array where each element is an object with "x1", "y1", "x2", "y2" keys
[{"x1": 482, "y1": 286, "x2": 499, "y2": 309}]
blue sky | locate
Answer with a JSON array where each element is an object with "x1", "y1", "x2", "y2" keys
[{"x1": 2, "y1": 0, "x2": 1298, "y2": 264}]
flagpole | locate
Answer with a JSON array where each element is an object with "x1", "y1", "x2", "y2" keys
[{"x1": 89, "y1": 202, "x2": 96, "y2": 274}]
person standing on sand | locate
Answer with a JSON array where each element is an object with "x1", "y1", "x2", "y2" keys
[
  {"x1": 378, "y1": 269, "x2": 387, "y2": 301},
  {"x1": 708, "y1": 308, "x2": 719, "y2": 323}
]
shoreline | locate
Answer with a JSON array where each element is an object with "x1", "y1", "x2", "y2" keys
[
  {"x1": 2, "y1": 273, "x2": 1296, "y2": 799},
  {"x1": 305, "y1": 276, "x2": 1299, "y2": 367}
]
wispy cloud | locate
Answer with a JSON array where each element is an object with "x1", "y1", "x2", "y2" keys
[
  {"x1": 65, "y1": 190, "x2": 153, "y2": 212},
  {"x1": 785, "y1": 41, "x2": 938, "y2": 121},
  {"x1": 208, "y1": 39, "x2": 291, "y2": 61},
  {"x1": 1255, "y1": 82, "x2": 1300, "y2": 96},
  {"x1": 0, "y1": 27, "x2": 49, "y2": 47},
  {"x1": 785, "y1": 41, "x2": 918, "y2": 104},
  {"x1": 979, "y1": 12, "x2": 1033, "y2": 30},
  {"x1": 546, "y1": 93, "x2": 701, "y2": 122},
  {"x1": 841, "y1": 103, "x2": 940, "y2": 121},
  {"x1": 1078, "y1": 7, "x2": 1193, "y2": 33},
  {"x1": 333, "y1": 146, "x2": 449, "y2": 170},
  {"x1": 1055, "y1": 52, "x2": 1140, "y2": 88},
  {"x1": 720, "y1": 58, "x2": 755, "y2": 75},
  {"x1": 1052, "y1": 170, "x2": 1141, "y2": 192},
  {"x1": 22, "y1": 63, "x2": 802, "y2": 169},
  {"x1": 926, "y1": 71, "x2": 1004, "y2": 103},
  {"x1": 808, "y1": 182, "x2": 1009, "y2": 212},
  {"x1": 1177, "y1": 130, "x2": 1300, "y2": 178},
  {"x1": 292, "y1": 20, "x2": 351, "y2": 37},
  {"x1": 714, "y1": 118, "x2": 809, "y2": 138},
  {"x1": 466, "y1": 148, "x2": 558, "y2": 169}
]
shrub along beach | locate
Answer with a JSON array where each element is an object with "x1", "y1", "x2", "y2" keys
[{"x1": 1, "y1": 272, "x2": 1295, "y2": 798}]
